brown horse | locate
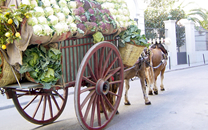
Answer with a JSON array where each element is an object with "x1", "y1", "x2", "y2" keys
[
  {"x1": 147, "y1": 41, "x2": 168, "y2": 95},
  {"x1": 124, "y1": 50, "x2": 155, "y2": 105}
]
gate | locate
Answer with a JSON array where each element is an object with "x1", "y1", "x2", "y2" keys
[{"x1": 176, "y1": 24, "x2": 187, "y2": 64}]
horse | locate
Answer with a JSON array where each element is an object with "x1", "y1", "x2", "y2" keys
[
  {"x1": 146, "y1": 41, "x2": 168, "y2": 95},
  {"x1": 123, "y1": 50, "x2": 155, "y2": 105}
]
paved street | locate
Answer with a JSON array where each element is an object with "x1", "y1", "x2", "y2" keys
[{"x1": 0, "y1": 65, "x2": 208, "y2": 130}]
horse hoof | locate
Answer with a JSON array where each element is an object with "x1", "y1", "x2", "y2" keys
[
  {"x1": 145, "y1": 102, "x2": 151, "y2": 105},
  {"x1": 154, "y1": 91, "x2": 158, "y2": 95},
  {"x1": 124, "y1": 102, "x2": 131, "y2": 105},
  {"x1": 161, "y1": 88, "x2": 165, "y2": 91},
  {"x1": 149, "y1": 91, "x2": 153, "y2": 95},
  {"x1": 116, "y1": 110, "x2": 119, "y2": 115}
]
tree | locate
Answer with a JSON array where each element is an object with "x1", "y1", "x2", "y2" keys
[{"x1": 144, "y1": 0, "x2": 187, "y2": 52}]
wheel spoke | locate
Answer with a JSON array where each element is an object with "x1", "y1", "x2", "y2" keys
[
  {"x1": 97, "y1": 95, "x2": 101, "y2": 126},
  {"x1": 109, "y1": 80, "x2": 122, "y2": 85},
  {"x1": 94, "y1": 51, "x2": 99, "y2": 79},
  {"x1": 23, "y1": 95, "x2": 38, "y2": 110},
  {"x1": 103, "y1": 57, "x2": 118, "y2": 78},
  {"x1": 100, "y1": 95, "x2": 109, "y2": 120},
  {"x1": 81, "y1": 90, "x2": 95, "y2": 110},
  {"x1": 53, "y1": 90, "x2": 64, "y2": 101},
  {"x1": 81, "y1": 86, "x2": 95, "y2": 94},
  {"x1": 42, "y1": 96, "x2": 47, "y2": 121},
  {"x1": 90, "y1": 95, "x2": 97, "y2": 127},
  {"x1": 98, "y1": 47, "x2": 105, "y2": 78},
  {"x1": 51, "y1": 95, "x2": 60, "y2": 111},
  {"x1": 105, "y1": 67, "x2": 121, "y2": 81},
  {"x1": 83, "y1": 76, "x2": 96, "y2": 85},
  {"x1": 101, "y1": 49, "x2": 113, "y2": 77},
  {"x1": 102, "y1": 94, "x2": 114, "y2": 110},
  {"x1": 87, "y1": 63, "x2": 97, "y2": 82},
  {"x1": 33, "y1": 95, "x2": 43, "y2": 118},
  {"x1": 48, "y1": 95, "x2": 53, "y2": 118},
  {"x1": 108, "y1": 91, "x2": 120, "y2": 97},
  {"x1": 84, "y1": 93, "x2": 96, "y2": 121}
]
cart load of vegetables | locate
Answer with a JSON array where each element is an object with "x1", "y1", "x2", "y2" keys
[
  {"x1": 1, "y1": 0, "x2": 136, "y2": 47},
  {"x1": 19, "y1": 45, "x2": 62, "y2": 89}
]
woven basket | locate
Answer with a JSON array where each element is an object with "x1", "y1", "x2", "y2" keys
[
  {"x1": 119, "y1": 42, "x2": 145, "y2": 67},
  {"x1": 0, "y1": 50, "x2": 21, "y2": 88}
]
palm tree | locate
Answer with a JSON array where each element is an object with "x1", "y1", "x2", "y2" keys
[{"x1": 187, "y1": 8, "x2": 208, "y2": 30}]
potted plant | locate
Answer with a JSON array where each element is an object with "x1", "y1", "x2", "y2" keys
[{"x1": 118, "y1": 25, "x2": 149, "y2": 67}]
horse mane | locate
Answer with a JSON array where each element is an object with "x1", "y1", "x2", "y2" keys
[{"x1": 150, "y1": 41, "x2": 168, "y2": 55}]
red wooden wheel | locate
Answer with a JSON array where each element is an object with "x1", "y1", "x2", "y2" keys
[
  {"x1": 11, "y1": 87, "x2": 68, "y2": 125},
  {"x1": 74, "y1": 41, "x2": 124, "y2": 129}
]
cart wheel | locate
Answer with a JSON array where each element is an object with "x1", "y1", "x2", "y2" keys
[
  {"x1": 75, "y1": 41, "x2": 124, "y2": 129},
  {"x1": 12, "y1": 87, "x2": 68, "y2": 125}
]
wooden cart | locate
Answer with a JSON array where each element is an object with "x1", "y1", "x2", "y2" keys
[{"x1": 1, "y1": 34, "x2": 124, "y2": 130}]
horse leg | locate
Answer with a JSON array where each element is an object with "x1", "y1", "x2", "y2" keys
[
  {"x1": 146, "y1": 78, "x2": 153, "y2": 95},
  {"x1": 124, "y1": 79, "x2": 131, "y2": 105},
  {"x1": 153, "y1": 70, "x2": 160, "y2": 95},
  {"x1": 160, "y1": 67, "x2": 166, "y2": 91},
  {"x1": 140, "y1": 77, "x2": 151, "y2": 105},
  {"x1": 145, "y1": 67, "x2": 154, "y2": 95}
]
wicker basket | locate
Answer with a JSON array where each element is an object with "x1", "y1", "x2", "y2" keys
[
  {"x1": 0, "y1": 50, "x2": 21, "y2": 88},
  {"x1": 119, "y1": 42, "x2": 145, "y2": 67}
]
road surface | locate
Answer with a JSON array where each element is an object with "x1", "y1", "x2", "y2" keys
[{"x1": 0, "y1": 65, "x2": 208, "y2": 130}]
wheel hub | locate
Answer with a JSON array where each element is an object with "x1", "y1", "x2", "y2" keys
[{"x1": 96, "y1": 79, "x2": 110, "y2": 95}]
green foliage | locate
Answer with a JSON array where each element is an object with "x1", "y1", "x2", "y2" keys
[
  {"x1": 119, "y1": 25, "x2": 149, "y2": 47},
  {"x1": 144, "y1": 0, "x2": 179, "y2": 9},
  {"x1": 0, "y1": 4, "x2": 33, "y2": 47},
  {"x1": 19, "y1": 46, "x2": 62, "y2": 89}
]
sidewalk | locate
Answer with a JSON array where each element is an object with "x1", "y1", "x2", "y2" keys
[{"x1": 165, "y1": 62, "x2": 208, "y2": 72}]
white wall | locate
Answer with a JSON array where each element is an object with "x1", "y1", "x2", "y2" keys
[{"x1": 125, "y1": 0, "x2": 145, "y2": 34}]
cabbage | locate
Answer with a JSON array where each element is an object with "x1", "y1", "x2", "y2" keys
[
  {"x1": 50, "y1": 0, "x2": 57, "y2": 5},
  {"x1": 62, "y1": 7, "x2": 70, "y2": 16},
  {"x1": 48, "y1": 48, "x2": 61, "y2": 60},
  {"x1": 29, "y1": 52, "x2": 39, "y2": 66},
  {"x1": 34, "y1": 7, "x2": 45, "y2": 17},
  {"x1": 68, "y1": 1, "x2": 77, "y2": 9},
  {"x1": 80, "y1": 15, "x2": 87, "y2": 22},
  {"x1": 59, "y1": 0, "x2": 67, "y2": 7},
  {"x1": 27, "y1": 17, "x2": 38, "y2": 26},
  {"x1": 93, "y1": 32, "x2": 104, "y2": 43},
  {"x1": 44, "y1": 7, "x2": 54, "y2": 17},
  {"x1": 70, "y1": 23, "x2": 77, "y2": 32},
  {"x1": 21, "y1": 0, "x2": 30, "y2": 5},
  {"x1": 66, "y1": 15, "x2": 74, "y2": 24},
  {"x1": 20, "y1": 46, "x2": 62, "y2": 89},
  {"x1": 53, "y1": 4, "x2": 61, "y2": 13},
  {"x1": 83, "y1": 0, "x2": 91, "y2": 10},
  {"x1": 123, "y1": 9, "x2": 130, "y2": 16},
  {"x1": 42, "y1": 0, "x2": 51, "y2": 7},
  {"x1": 48, "y1": 15, "x2": 59, "y2": 25},
  {"x1": 53, "y1": 23, "x2": 69, "y2": 35},
  {"x1": 42, "y1": 24, "x2": 53, "y2": 36},
  {"x1": 77, "y1": 23, "x2": 87, "y2": 32},
  {"x1": 33, "y1": 24, "x2": 43, "y2": 36},
  {"x1": 75, "y1": 0, "x2": 84, "y2": 7},
  {"x1": 88, "y1": 8, "x2": 95, "y2": 15},
  {"x1": 56, "y1": 13, "x2": 66, "y2": 22},
  {"x1": 37, "y1": 16, "x2": 48, "y2": 24},
  {"x1": 73, "y1": 7, "x2": 85, "y2": 15}
]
